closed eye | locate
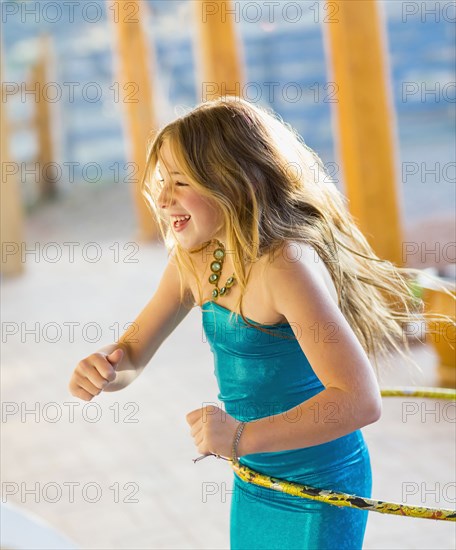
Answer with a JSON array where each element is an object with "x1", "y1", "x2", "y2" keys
[{"x1": 175, "y1": 181, "x2": 188, "y2": 186}]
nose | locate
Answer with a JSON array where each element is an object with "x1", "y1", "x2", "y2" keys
[{"x1": 156, "y1": 182, "x2": 175, "y2": 210}]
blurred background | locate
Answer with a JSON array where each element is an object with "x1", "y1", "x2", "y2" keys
[{"x1": 1, "y1": 1, "x2": 455, "y2": 549}]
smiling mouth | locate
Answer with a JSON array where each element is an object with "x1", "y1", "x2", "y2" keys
[{"x1": 173, "y1": 216, "x2": 191, "y2": 230}]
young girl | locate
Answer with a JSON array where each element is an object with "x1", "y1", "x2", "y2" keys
[{"x1": 69, "y1": 96, "x2": 452, "y2": 549}]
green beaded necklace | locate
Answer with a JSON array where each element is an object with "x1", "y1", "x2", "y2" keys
[{"x1": 208, "y1": 239, "x2": 236, "y2": 300}]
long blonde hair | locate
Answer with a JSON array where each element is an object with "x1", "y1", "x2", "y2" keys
[{"x1": 141, "y1": 96, "x2": 455, "y2": 377}]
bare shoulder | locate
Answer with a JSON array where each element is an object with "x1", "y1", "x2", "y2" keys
[
  {"x1": 264, "y1": 240, "x2": 339, "y2": 307},
  {"x1": 261, "y1": 242, "x2": 381, "y2": 416}
]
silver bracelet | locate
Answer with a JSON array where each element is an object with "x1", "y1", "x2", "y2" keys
[{"x1": 232, "y1": 421, "x2": 246, "y2": 463}]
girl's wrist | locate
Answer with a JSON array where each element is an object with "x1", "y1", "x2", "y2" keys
[
  {"x1": 233, "y1": 420, "x2": 257, "y2": 458},
  {"x1": 232, "y1": 421, "x2": 245, "y2": 461}
]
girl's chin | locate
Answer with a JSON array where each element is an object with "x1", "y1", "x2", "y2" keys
[{"x1": 173, "y1": 234, "x2": 201, "y2": 249}]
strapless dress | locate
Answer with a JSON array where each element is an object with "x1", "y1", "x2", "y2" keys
[{"x1": 202, "y1": 300, "x2": 372, "y2": 550}]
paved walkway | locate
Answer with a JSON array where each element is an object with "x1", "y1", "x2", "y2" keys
[{"x1": 1, "y1": 184, "x2": 455, "y2": 549}]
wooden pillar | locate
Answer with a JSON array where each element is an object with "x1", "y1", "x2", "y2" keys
[
  {"x1": 110, "y1": 0, "x2": 158, "y2": 241},
  {"x1": 323, "y1": 0, "x2": 403, "y2": 266},
  {"x1": 1, "y1": 46, "x2": 25, "y2": 276},
  {"x1": 34, "y1": 33, "x2": 58, "y2": 199},
  {"x1": 193, "y1": 0, "x2": 245, "y2": 101}
]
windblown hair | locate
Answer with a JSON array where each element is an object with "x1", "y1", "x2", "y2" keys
[{"x1": 140, "y1": 96, "x2": 455, "y2": 379}]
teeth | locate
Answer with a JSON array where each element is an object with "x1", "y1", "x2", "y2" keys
[{"x1": 173, "y1": 215, "x2": 191, "y2": 222}]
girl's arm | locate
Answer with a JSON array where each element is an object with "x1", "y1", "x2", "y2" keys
[
  {"x1": 238, "y1": 242, "x2": 382, "y2": 456},
  {"x1": 69, "y1": 253, "x2": 193, "y2": 399},
  {"x1": 102, "y1": 253, "x2": 193, "y2": 392},
  {"x1": 92, "y1": 342, "x2": 143, "y2": 392}
]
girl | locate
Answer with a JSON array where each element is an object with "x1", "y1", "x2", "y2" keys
[{"x1": 69, "y1": 96, "x2": 453, "y2": 549}]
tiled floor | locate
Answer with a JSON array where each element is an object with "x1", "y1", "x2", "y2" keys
[{"x1": 2, "y1": 184, "x2": 454, "y2": 549}]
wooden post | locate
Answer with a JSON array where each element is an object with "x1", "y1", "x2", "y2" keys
[
  {"x1": 193, "y1": 0, "x2": 245, "y2": 101},
  {"x1": 323, "y1": 0, "x2": 404, "y2": 266},
  {"x1": 109, "y1": 0, "x2": 159, "y2": 241},
  {"x1": 1, "y1": 47, "x2": 25, "y2": 276},
  {"x1": 34, "y1": 33, "x2": 58, "y2": 199}
]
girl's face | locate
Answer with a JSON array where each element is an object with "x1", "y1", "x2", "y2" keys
[{"x1": 156, "y1": 139, "x2": 225, "y2": 250}]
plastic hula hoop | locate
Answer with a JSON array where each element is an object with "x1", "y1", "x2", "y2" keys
[{"x1": 228, "y1": 386, "x2": 456, "y2": 521}]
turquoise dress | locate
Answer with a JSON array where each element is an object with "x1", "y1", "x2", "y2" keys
[{"x1": 202, "y1": 300, "x2": 372, "y2": 550}]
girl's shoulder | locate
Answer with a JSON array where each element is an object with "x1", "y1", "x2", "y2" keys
[{"x1": 264, "y1": 240, "x2": 339, "y2": 307}]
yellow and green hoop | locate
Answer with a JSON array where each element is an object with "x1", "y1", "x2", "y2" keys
[{"x1": 228, "y1": 386, "x2": 456, "y2": 522}]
